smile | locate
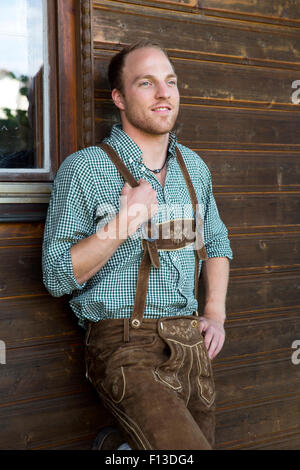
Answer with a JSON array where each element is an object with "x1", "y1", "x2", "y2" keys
[{"x1": 152, "y1": 106, "x2": 171, "y2": 112}]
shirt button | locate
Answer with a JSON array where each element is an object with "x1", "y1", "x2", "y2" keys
[
  {"x1": 141, "y1": 165, "x2": 145, "y2": 172},
  {"x1": 129, "y1": 157, "x2": 133, "y2": 163}
]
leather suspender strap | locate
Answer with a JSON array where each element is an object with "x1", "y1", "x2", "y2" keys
[
  {"x1": 98, "y1": 142, "x2": 205, "y2": 327},
  {"x1": 175, "y1": 147, "x2": 208, "y2": 310},
  {"x1": 100, "y1": 143, "x2": 139, "y2": 188},
  {"x1": 99, "y1": 143, "x2": 157, "y2": 328},
  {"x1": 175, "y1": 148, "x2": 208, "y2": 260}
]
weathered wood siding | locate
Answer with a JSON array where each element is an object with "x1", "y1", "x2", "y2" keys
[
  {"x1": 93, "y1": 0, "x2": 300, "y2": 449},
  {"x1": 1, "y1": 0, "x2": 299, "y2": 450}
]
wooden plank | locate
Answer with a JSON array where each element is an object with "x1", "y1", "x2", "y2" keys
[
  {"x1": 0, "y1": 245, "x2": 48, "y2": 297},
  {"x1": 95, "y1": 53, "x2": 300, "y2": 109},
  {"x1": 0, "y1": 204, "x2": 48, "y2": 222},
  {"x1": 214, "y1": 192, "x2": 300, "y2": 229},
  {"x1": 220, "y1": 307, "x2": 300, "y2": 359},
  {"x1": 93, "y1": 1, "x2": 300, "y2": 65},
  {"x1": 255, "y1": 433, "x2": 300, "y2": 450},
  {"x1": 95, "y1": 103, "x2": 300, "y2": 146},
  {"x1": 200, "y1": 151, "x2": 300, "y2": 190},
  {"x1": 229, "y1": 233, "x2": 300, "y2": 275},
  {"x1": 95, "y1": 0, "x2": 199, "y2": 14},
  {"x1": 0, "y1": 393, "x2": 113, "y2": 450},
  {"x1": 0, "y1": 296, "x2": 81, "y2": 348},
  {"x1": 169, "y1": 106, "x2": 300, "y2": 147},
  {"x1": 101, "y1": 0, "x2": 300, "y2": 26},
  {"x1": 1, "y1": 342, "x2": 87, "y2": 405},
  {"x1": 214, "y1": 358, "x2": 300, "y2": 408},
  {"x1": 199, "y1": 0, "x2": 300, "y2": 23},
  {"x1": 226, "y1": 272, "x2": 300, "y2": 315},
  {"x1": 215, "y1": 395, "x2": 300, "y2": 449},
  {"x1": 0, "y1": 222, "x2": 44, "y2": 243},
  {"x1": 46, "y1": 438, "x2": 93, "y2": 449}
]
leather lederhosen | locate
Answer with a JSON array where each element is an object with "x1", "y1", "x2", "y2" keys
[{"x1": 98, "y1": 143, "x2": 208, "y2": 329}]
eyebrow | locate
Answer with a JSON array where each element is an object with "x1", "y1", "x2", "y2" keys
[{"x1": 133, "y1": 73, "x2": 177, "y2": 83}]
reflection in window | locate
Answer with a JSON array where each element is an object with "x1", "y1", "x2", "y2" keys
[{"x1": 0, "y1": 0, "x2": 49, "y2": 170}]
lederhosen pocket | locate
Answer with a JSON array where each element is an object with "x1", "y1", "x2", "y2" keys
[{"x1": 154, "y1": 317, "x2": 215, "y2": 408}]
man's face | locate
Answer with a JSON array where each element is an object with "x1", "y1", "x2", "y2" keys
[{"x1": 114, "y1": 47, "x2": 180, "y2": 136}]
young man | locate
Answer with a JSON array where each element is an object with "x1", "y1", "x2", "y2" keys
[{"x1": 42, "y1": 40, "x2": 233, "y2": 450}]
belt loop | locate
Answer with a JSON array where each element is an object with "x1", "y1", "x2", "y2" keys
[{"x1": 124, "y1": 318, "x2": 130, "y2": 343}]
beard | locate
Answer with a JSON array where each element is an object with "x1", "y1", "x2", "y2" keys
[{"x1": 122, "y1": 99, "x2": 179, "y2": 136}]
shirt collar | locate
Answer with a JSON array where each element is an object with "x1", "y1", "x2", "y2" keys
[{"x1": 104, "y1": 123, "x2": 178, "y2": 165}]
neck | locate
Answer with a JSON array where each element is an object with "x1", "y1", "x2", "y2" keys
[{"x1": 122, "y1": 121, "x2": 170, "y2": 169}]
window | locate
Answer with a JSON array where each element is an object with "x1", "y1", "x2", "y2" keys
[
  {"x1": 0, "y1": 0, "x2": 94, "y2": 220},
  {"x1": 0, "y1": 0, "x2": 50, "y2": 173}
]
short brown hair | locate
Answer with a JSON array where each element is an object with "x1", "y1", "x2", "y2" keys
[{"x1": 108, "y1": 40, "x2": 174, "y2": 92}]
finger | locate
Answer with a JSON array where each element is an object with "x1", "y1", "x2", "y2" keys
[
  {"x1": 212, "y1": 333, "x2": 225, "y2": 359},
  {"x1": 213, "y1": 336, "x2": 224, "y2": 359},
  {"x1": 208, "y1": 335, "x2": 220, "y2": 360},
  {"x1": 203, "y1": 326, "x2": 214, "y2": 351}
]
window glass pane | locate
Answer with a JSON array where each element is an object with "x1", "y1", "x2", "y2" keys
[{"x1": 0, "y1": 0, "x2": 49, "y2": 170}]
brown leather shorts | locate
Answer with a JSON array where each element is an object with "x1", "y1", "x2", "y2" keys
[{"x1": 85, "y1": 315, "x2": 216, "y2": 450}]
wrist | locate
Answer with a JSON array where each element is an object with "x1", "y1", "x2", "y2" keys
[
  {"x1": 203, "y1": 302, "x2": 226, "y2": 325},
  {"x1": 118, "y1": 208, "x2": 143, "y2": 238}
]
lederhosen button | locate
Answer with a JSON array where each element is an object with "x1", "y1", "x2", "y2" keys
[{"x1": 131, "y1": 319, "x2": 141, "y2": 328}]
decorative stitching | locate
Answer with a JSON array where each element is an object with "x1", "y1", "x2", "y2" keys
[
  {"x1": 195, "y1": 345, "x2": 215, "y2": 408},
  {"x1": 165, "y1": 338, "x2": 203, "y2": 348},
  {"x1": 154, "y1": 341, "x2": 186, "y2": 391},
  {"x1": 185, "y1": 347, "x2": 193, "y2": 407},
  {"x1": 99, "y1": 392, "x2": 152, "y2": 450},
  {"x1": 101, "y1": 366, "x2": 126, "y2": 404}
]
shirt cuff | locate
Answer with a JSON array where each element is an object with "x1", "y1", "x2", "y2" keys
[
  {"x1": 56, "y1": 248, "x2": 88, "y2": 293},
  {"x1": 205, "y1": 239, "x2": 233, "y2": 261}
]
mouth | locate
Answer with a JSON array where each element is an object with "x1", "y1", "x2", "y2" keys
[{"x1": 151, "y1": 105, "x2": 172, "y2": 114}]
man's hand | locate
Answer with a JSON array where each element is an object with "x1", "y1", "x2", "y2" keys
[
  {"x1": 198, "y1": 316, "x2": 225, "y2": 360},
  {"x1": 120, "y1": 179, "x2": 158, "y2": 236}
]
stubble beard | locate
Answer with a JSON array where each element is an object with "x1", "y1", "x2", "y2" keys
[{"x1": 123, "y1": 101, "x2": 179, "y2": 136}]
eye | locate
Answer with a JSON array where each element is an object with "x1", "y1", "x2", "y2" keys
[
  {"x1": 139, "y1": 80, "x2": 151, "y2": 87},
  {"x1": 168, "y1": 79, "x2": 177, "y2": 86}
]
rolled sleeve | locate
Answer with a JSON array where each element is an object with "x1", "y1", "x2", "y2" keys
[
  {"x1": 43, "y1": 246, "x2": 87, "y2": 297},
  {"x1": 42, "y1": 152, "x2": 96, "y2": 297},
  {"x1": 203, "y1": 168, "x2": 233, "y2": 261}
]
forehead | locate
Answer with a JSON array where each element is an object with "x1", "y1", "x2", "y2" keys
[{"x1": 122, "y1": 47, "x2": 174, "y2": 80}]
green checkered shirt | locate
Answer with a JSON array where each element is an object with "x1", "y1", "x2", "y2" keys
[{"x1": 42, "y1": 124, "x2": 233, "y2": 328}]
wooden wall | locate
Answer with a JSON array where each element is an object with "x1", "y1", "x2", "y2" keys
[
  {"x1": 0, "y1": 1, "x2": 112, "y2": 450},
  {"x1": 0, "y1": 222, "x2": 113, "y2": 449},
  {"x1": 93, "y1": 0, "x2": 300, "y2": 449},
  {"x1": 1, "y1": 0, "x2": 300, "y2": 450}
]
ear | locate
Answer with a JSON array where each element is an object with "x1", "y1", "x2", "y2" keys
[{"x1": 112, "y1": 88, "x2": 125, "y2": 111}]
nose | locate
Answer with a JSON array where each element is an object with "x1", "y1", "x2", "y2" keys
[{"x1": 155, "y1": 81, "x2": 171, "y2": 99}]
